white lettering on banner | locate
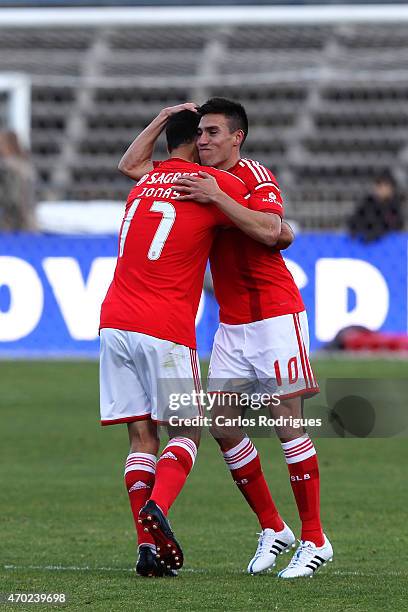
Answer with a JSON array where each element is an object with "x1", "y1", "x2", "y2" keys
[
  {"x1": 43, "y1": 257, "x2": 116, "y2": 340},
  {"x1": 0, "y1": 255, "x2": 393, "y2": 345},
  {"x1": 0, "y1": 257, "x2": 44, "y2": 341},
  {"x1": 315, "y1": 258, "x2": 389, "y2": 342},
  {"x1": 284, "y1": 259, "x2": 308, "y2": 290}
]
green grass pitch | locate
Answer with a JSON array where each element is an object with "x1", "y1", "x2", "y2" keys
[{"x1": 1, "y1": 358, "x2": 407, "y2": 611}]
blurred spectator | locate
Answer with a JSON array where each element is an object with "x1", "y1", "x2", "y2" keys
[
  {"x1": 347, "y1": 172, "x2": 404, "y2": 243},
  {"x1": 0, "y1": 131, "x2": 37, "y2": 231}
]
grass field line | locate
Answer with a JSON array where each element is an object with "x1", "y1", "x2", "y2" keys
[{"x1": 2, "y1": 564, "x2": 406, "y2": 578}]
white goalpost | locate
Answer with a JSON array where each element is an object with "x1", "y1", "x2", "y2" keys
[{"x1": 0, "y1": 72, "x2": 31, "y2": 148}]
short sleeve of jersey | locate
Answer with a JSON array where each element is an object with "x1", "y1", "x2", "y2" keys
[
  {"x1": 211, "y1": 169, "x2": 249, "y2": 208},
  {"x1": 210, "y1": 168, "x2": 250, "y2": 227},
  {"x1": 234, "y1": 159, "x2": 284, "y2": 218},
  {"x1": 249, "y1": 182, "x2": 284, "y2": 217}
]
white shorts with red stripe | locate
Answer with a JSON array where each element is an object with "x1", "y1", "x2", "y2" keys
[
  {"x1": 100, "y1": 328, "x2": 202, "y2": 426},
  {"x1": 208, "y1": 311, "x2": 319, "y2": 400}
]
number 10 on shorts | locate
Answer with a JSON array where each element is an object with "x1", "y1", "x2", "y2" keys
[{"x1": 274, "y1": 357, "x2": 299, "y2": 386}]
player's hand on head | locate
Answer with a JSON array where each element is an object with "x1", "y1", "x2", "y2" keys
[
  {"x1": 162, "y1": 102, "x2": 199, "y2": 118},
  {"x1": 172, "y1": 172, "x2": 221, "y2": 204}
]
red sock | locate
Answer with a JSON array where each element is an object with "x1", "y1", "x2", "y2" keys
[
  {"x1": 222, "y1": 437, "x2": 284, "y2": 532},
  {"x1": 150, "y1": 437, "x2": 197, "y2": 516},
  {"x1": 124, "y1": 452, "x2": 156, "y2": 547},
  {"x1": 282, "y1": 435, "x2": 324, "y2": 546}
]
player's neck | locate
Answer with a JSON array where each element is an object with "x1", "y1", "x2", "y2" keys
[
  {"x1": 169, "y1": 145, "x2": 198, "y2": 164},
  {"x1": 216, "y1": 154, "x2": 241, "y2": 171}
]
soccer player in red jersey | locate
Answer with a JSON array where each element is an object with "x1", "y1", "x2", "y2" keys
[
  {"x1": 102, "y1": 109, "x2": 292, "y2": 578},
  {"x1": 101, "y1": 109, "x2": 248, "y2": 577},
  {"x1": 118, "y1": 100, "x2": 333, "y2": 579}
]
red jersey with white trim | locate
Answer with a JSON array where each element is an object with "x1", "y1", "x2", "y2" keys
[
  {"x1": 100, "y1": 158, "x2": 248, "y2": 348},
  {"x1": 210, "y1": 157, "x2": 304, "y2": 324}
]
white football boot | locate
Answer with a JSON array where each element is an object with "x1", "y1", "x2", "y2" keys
[
  {"x1": 247, "y1": 523, "x2": 296, "y2": 574},
  {"x1": 278, "y1": 535, "x2": 333, "y2": 579}
]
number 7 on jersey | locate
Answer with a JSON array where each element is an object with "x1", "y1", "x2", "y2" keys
[{"x1": 119, "y1": 199, "x2": 176, "y2": 260}]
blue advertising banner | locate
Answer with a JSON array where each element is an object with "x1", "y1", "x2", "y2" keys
[{"x1": 0, "y1": 232, "x2": 406, "y2": 357}]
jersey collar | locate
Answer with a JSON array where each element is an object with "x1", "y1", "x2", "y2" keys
[
  {"x1": 227, "y1": 159, "x2": 242, "y2": 174},
  {"x1": 163, "y1": 157, "x2": 200, "y2": 168}
]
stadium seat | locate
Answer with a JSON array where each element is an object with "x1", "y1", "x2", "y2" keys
[{"x1": 0, "y1": 21, "x2": 406, "y2": 227}]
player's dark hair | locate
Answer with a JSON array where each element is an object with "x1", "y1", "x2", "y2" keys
[
  {"x1": 166, "y1": 110, "x2": 200, "y2": 152},
  {"x1": 199, "y1": 97, "x2": 249, "y2": 143}
]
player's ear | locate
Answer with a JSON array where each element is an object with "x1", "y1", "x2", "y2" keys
[{"x1": 234, "y1": 130, "x2": 245, "y2": 147}]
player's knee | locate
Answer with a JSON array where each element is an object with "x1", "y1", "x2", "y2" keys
[
  {"x1": 129, "y1": 436, "x2": 159, "y2": 455},
  {"x1": 167, "y1": 424, "x2": 201, "y2": 448},
  {"x1": 271, "y1": 396, "x2": 305, "y2": 442},
  {"x1": 128, "y1": 420, "x2": 159, "y2": 454},
  {"x1": 181, "y1": 430, "x2": 201, "y2": 449},
  {"x1": 275, "y1": 426, "x2": 307, "y2": 443},
  {"x1": 273, "y1": 407, "x2": 306, "y2": 440},
  {"x1": 209, "y1": 419, "x2": 226, "y2": 441},
  {"x1": 209, "y1": 421, "x2": 243, "y2": 451}
]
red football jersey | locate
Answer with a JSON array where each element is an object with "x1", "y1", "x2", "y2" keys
[
  {"x1": 100, "y1": 158, "x2": 248, "y2": 347},
  {"x1": 210, "y1": 158, "x2": 304, "y2": 324}
]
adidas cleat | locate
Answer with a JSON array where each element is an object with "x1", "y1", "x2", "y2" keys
[
  {"x1": 136, "y1": 545, "x2": 160, "y2": 577},
  {"x1": 139, "y1": 500, "x2": 183, "y2": 570},
  {"x1": 136, "y1": 544, "x2": 178, "y2": 578},
  {"x1": 278, "y1": 535, "x2": 333, "y2": 579},
  {"x1": 247, "y1": 523, "x2": 296, "y2": 574}
]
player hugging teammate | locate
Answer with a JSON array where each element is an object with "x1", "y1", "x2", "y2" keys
[{"x1": 102, "y1": 98, "x2": 333, "y2": 579}]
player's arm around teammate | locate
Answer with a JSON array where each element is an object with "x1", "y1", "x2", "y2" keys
[
  {"x1": 194, "y1": 97, "x2": 333, "y2": 578},
  {"x1": 117, "y1": 103, "x2": 293, "y2": 250},
  {"x1": 275, "y1": 220, "x2": 294, "y2": 250},
  {"x1": 172, "y1": 171, "x2": 282, "y2": 247}
]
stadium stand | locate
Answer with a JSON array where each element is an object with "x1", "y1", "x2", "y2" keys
[{"x1": 0, "y1": 17, "x2": 407, "y2": 228}]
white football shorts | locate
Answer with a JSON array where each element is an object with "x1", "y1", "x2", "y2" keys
[
  {"x1": 100, "y1": 328, "x2": 202, "y2": 426},
  {"x1": 208, "y1": 310, "x2": 319, "y2": 400}
]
